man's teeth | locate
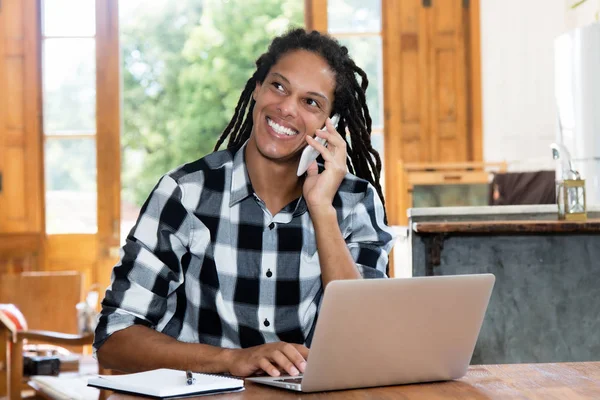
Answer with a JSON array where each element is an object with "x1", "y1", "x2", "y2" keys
[{"x1": 267, "y1": 117, "x2": 298, "y2": 136}]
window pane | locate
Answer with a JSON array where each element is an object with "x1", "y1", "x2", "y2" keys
[
  {"x1": 338, "y1": 36, "x2": 383, "y2": 128},
  {"x1": 45, "y1": 138, "x2": 97, "y2": 234},
  {"x1": 371, "y1": 132, "x2": 385, "y2": 190},
  {"x1": 328, "y1": 0, "x2": 381, "y2": 34},
  {"x1": 43, "y1": 38, "x2": 96, "y2": 134},
  {"x1": 43, "y1": 0, "x2": 96, "y2": 37},
  {"x1": 371, "y1": 132, "x2": 384, "y2": 163}
]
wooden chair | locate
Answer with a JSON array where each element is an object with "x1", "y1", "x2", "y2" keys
[{"x1": 0, "y1": 271, "x2": 96, "y2": 399}]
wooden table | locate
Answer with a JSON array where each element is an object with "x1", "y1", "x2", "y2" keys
[{"x1": 106, "y1": 362, "x2": 600, "y2": 399}]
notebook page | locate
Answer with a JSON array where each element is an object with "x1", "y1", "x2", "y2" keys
[
  {"x1": 31, "y1": 375, "x2": 100, "y2": 400},
  {"x1": 90, "y1": 368, "x2": 243, "y2": 397}
]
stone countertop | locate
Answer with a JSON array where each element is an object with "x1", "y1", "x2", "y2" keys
[
  {"x1": 408, "y1": 204, "x2": 600, "y2": 218},
  {"x1": 412, "y1": 218, "x2": 600, "y2": 234}
]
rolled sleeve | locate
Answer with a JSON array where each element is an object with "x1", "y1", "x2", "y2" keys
[
  {"x1": 346, "y1": 184, "x2": 396, "y2": 279},
  {"x1": 93, "y1": 175, "x2": 192, "y2": 353}
]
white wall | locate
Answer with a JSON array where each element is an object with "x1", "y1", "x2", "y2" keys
[
  {"x1": 480, "y1": 0, "x2": 568, "y2": 171},
  {"x1": 480, "y1": 0, "x2": 600, "y2": 171}
]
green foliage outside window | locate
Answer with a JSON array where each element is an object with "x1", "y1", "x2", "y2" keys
[{"x1": 121, "y1": 0, "x2": 303, "y2": 206}]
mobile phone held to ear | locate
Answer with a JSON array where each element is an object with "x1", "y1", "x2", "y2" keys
[{"x1": 297, "y1": 114, "x2": 340, "y2": 176}]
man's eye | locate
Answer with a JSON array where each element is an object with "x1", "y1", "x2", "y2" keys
[{"x1": 306, "y1": 98, "x2": 319, "y2": 108}]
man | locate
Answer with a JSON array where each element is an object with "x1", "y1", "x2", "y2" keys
[{"x1": 94, "y1": 28, "x2": 394, "y2": 378}]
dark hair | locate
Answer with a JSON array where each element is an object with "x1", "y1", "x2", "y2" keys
[{"x1": 214, "y1": 28, "x2": 385, "y2": 211}]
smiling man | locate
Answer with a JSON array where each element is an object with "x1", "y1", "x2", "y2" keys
[{"x1": 94, "y1": 28, "x2": 394, "y2": 379}]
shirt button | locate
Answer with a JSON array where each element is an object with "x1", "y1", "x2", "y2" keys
[
  {"x1": 266, "y1": 269, "x2": 273, "y2": 278},
  {"x1": 268, "y1": 222, "x2": 275, "y2": 230},
  {"x1": 263, "y1": 318, "x2": 270, "y2": 327}
]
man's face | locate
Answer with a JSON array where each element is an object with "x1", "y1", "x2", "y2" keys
[{"x1": 250, "y1": 49, "x2": 336, "y2": 163}]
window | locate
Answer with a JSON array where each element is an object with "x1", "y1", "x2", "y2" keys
[
  {"x1": 42, "y1": 0, "x2": 98, "y2": 234},
  {"x1": 327, "y1": 0, "x2": 385, "y2": 183}
]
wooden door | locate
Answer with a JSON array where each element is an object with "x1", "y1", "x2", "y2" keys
[
  {"x1": 426, "y1": 0, "x2": 468, "y2": 163},
  {"x1": 0, "y1": 0, "x2": 45, "y2": 271},
  {"x1": 42, "y1": 0, "x2": 121, "y2": 291},
  {"x1": 383, "y1": 0, "x2": 482, "y2": 224}
]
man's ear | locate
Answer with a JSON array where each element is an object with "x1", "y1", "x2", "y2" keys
[{"x1": 253, "y1": 81, "x2": 261, "y2": 101}]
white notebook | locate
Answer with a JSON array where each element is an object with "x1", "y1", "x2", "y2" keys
[
  {"x1": 31, "y1": 375, "x2": 99, "y2": 400},
  {"x1": 87, "y1": 368, "x2": 244, "y2": 399}
]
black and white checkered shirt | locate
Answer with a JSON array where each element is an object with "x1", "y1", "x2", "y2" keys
[{"x1": 94, "y1": 143, "x2": 394, "y2": 353}]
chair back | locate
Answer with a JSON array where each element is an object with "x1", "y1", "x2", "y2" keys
[
  {"x1": 0, "y1": 271, "x2": 84, "y2": 398},
  {"x1": 0, "y1": 271, "x2": 83, "y2": 333}
]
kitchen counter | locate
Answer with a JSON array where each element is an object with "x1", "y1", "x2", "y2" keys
[
  {"x1": 409, "y1": 205, "x2": 600, "y2": 365},
  {"x1": 408, "y1": 204, "x2": 600, "y2": 220},
  {"x1": 413, "y1": 218, "x2": 600, "y2": 234}
]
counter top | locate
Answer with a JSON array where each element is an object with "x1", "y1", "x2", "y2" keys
[
  {"x1": 413, "y1": 218, "x2": 600, "y2": 234},
  {"x1": 408, "y1": 204, "x2": 600, "y2": 218}
]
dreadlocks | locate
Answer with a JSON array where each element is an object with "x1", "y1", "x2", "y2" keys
[{"x1": 214, "y1": 28, "x2": 386, "y2": 211}]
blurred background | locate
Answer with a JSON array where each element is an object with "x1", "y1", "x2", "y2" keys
[{"x1": 0, "y1": 0, "x2": 598, "y2": 286}]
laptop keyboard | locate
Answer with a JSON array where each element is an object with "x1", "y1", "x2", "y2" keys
[{"x1": 275, "y1": 377, "x2": 303, "y2": 384}]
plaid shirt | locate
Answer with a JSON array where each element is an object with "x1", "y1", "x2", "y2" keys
[{"x1": 94, "y1": 143, "x2": 394, "y2": 353}]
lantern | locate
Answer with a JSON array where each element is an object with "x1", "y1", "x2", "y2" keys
[{"x1": 557, "y1": 172, "x2": 586, "y2": 221}]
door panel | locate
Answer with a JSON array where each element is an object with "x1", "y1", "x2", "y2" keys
[
  {"x1": 397, "y1": 1, "x2": 431, "y2": 163},
  {"x1": 45, "y1": 234, "x2": 98, "y2": 290},
  {"x1": 383, "y1": 0, "x2": 479, "y2": 224},
  {"x1": 5, "y1": 148, "x2": 27, "y2": 223},
  {"x1": 427, "y1": 0, "x2": 468, "y2": 163},
  {"x1": 0, "y1": 0, "x2": 43, "y2": 239}
]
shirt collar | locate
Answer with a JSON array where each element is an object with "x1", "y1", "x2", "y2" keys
[
  {"x1": 228, "y1": 141, "x2": 308, "y2": 217},
  {"x1": 229, "y1": 141, "x2": 254, "y2": 207}
]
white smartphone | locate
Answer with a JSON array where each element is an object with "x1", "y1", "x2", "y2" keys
[{"x1": 296, "y1": 114, "x2": 340, "y2": 176}]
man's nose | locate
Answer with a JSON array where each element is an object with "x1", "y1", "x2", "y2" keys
[{"x1": 278, "y1": 95, "x2": 298, "y2": 118}]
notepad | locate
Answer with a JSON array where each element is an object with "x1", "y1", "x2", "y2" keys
[
  {"x1": 87, "y1": 368, "x2": 244, "y2": 399},
  {"x1": 31, "y1": 375, "x2": 100, "y2": 400}
]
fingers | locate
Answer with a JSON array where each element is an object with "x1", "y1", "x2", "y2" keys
[
  {"x1": 286, "y1": 343, "x2": 308, "y2": 373},
  {"x1": 322, "y1": 117, "x2": 347, "y2": 149},
  {"x1": 305, "y1": 160, "x2": 319, "y2": 177},
  {"x1": 255, "y1": 343, "x2": 309, "y2": 377},
  {"x1": 271, "y1": 350, "x2": 300, "y2": 376},
  {"x1": 258, "y1": 357, "x2": 280, "y2": 377},
  {"x1": 306, "y1": 135, "x2": 329, "y2": 160},
  {"x1": 292, "y1": 343, "x2": 310, "y2": 360},
  {"x1": 281, "y1": 343, "x2": 309, "y2": 373},
  {"x1": 306, "y1": 134, "x2": 347, "y2": 176},
  {"x1": 308, "y1": 118, "x2": 347, "y2": 165}
]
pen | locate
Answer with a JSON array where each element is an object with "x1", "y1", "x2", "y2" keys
[{"x1": 186, "y1": 370, "x2": 195, "y2": 385}]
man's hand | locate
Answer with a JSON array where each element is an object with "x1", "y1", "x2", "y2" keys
[
  {"x1": 303, "y1": 118, "x2": 348, "y2": 209},
  {"x1": 226, "y1": 342, "x2": 309, "y2": 377}
]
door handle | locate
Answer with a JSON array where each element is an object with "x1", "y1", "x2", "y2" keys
[
  {"x1": 0, "y1": 171, "x2": 3, "y2": 193},
  {"x1": 422, "y1": 0, "x2": 432, "y2": 7}
]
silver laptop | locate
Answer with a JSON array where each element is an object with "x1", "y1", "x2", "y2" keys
[{"x1": 247, "y1": 273, "x2": 495, "y2": 392}]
